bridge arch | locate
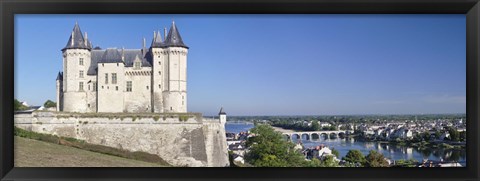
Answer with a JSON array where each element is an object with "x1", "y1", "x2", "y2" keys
[
  {"x1": 320, "y1": 133, "x2": 329, "y2": 140},
  {"x1": 301, "y1": 133, "x2": 310, "y2": 141},
  {"x1": 329, "y1": 133, "x2": 338, "y2": 139},
  {"x1": 291, "y1": 133, "x2": 301, "y2": 140},
  {"x1": 311, "y1": 133, "x2": 320, "y2": 141}
]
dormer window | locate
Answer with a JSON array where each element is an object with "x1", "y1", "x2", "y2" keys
[{"x1": 134, "y1": 61, "x2": 141, "y2": 69}]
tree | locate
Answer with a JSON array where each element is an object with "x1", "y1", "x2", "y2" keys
[
  {"x1": 446, "y1": 127, "x2": 460, "y2": 142},
  {"x1": 245, "y1": 124, "x2": 308, "y2": 167},
  {"x1": 14, "y1": 99, "x2": 28, "y2": 111},
  {"x1": 396, "y1": 159, "x2": 418, "y2": 167},
  {"x1": 365, "y1": 150, "x2": 389, "y2": 167},
  {"x1": 319, "y1": 155, "x2": 339, "y2": 167},
  {"x1": 311, "y1": 120, "x2": 320, "y2": 131},
  {"x1": 435, "y1": 130, "x2": 442, "y2": 139},
  {"x1": 43, "y1": 100, "x2": 57, "y2": 108},
  {"x1": 421, "y1": 131, "x2": 431, "y2": 141},
  {"x1": 331, "y1": 148, "x2": 340, "y2": 158},
  {"x1": 343, "y1": 150, "x2": 366, "y2": 166},
  {"x1": 459, "y1": 131, "x2": 466, "y2": 142}
]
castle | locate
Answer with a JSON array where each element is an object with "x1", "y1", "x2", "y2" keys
[{"x1": 56, "y1": 21, "x2": 188, "y2": 113}]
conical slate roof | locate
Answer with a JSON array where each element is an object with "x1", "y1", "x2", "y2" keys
[
  {"x1": 219, "y1": 107, "x2": 226, "y2": 115},
  {"x1": 164, "y1": 21, "x2": 188, "y2": 49},
  {"x1": 62, "y1": 22, "x2": 91, "y2": 51},
  {"x1": 56, "y1": 72, "x2": 63, "y2": 81},
  {"x1": 151, "y1": 31, "x2": 164, "y2": 48}
]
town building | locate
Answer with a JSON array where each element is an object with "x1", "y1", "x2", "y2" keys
[{"x1": 56, "y1": 21, "x2": 188, "y2": 113}]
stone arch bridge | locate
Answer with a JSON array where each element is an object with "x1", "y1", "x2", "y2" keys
[{"x1": 282, "y1": 131, "x2": 348, "y2": 141}]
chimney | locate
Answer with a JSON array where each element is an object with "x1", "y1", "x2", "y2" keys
[
  {"x1": 84, "y1": 32, "x2": 88, "y2": 46},
  {"x1": 164, "y1": 27, "x2": 167, "y2": 40},
  {"x1": 143, "y1": 37, "x2": 146, "y2": 49},
  {"x1": 122, "y1": 47, "x2": 125, "y2": 62},
  {"x1": 71, "y1": 31, "x2": 74, "y2": 46}
]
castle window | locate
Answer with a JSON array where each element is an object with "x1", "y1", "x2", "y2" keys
[
  {"x1": 105, "y1": 73, "x2": 108, "y2": 84},
  {"x1": 158, "y1": 61, "x2": 161, "y2": 65},
  {"x1": 88, "y1": 84, "x2": 90, "y2": 90},
  {"x1": 79, "y1": 58, "x2": 84, "y2": 65},
  {"x1": 93, "y1": 82, "x2": 97, "y2": 91},
  {"x1": 170, "y1": 107, "x2": 172, "y2": 111},
  {"x1": 159, "y1": 84, "x2": 161, "y2": 89},
  {"x1": 126, "y1": 81, "x2": 132, "y2": 92},
  {"x1": 88, "y1": 104, "x2": 90, "y2": 107},
  {"x1": 79, "y1": 82, "x2": 84, "y2": 91},
  {"x1": 134, "y1": 62, "x2": 141, "y2": 68},
  {"x1": 146, "y1": 86, "x2": 149, "y2": 90},
  {"x1": 79, "y1": 70, "x2": 84, "y2": 78},
  {"x1": 159, "y1": 71, "x2": 161, "y2": 75},
  {"x1": 112, "y1": 73, "x2": 117, "y2": 84},
  {"x1": 116, "y1": 86, "x2": 118, "y2": 91}
]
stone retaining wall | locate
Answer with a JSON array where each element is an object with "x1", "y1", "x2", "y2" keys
[{"x1": 14, "y1": 111, "x2": 229, "y2": 167}]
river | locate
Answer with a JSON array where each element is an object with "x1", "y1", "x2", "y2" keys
[{"x1": 225, "y1": 122, "x2": 466, "y2": 166}]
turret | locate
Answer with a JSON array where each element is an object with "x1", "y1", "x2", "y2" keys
[
  {"x1": 219, "y1": 107, "x2": 227, "y2": 124},
  {"x1": 162, "y1": 21, "x2": 189, "y2": 113},
  {"x1": 150, "y1": 30, "x2": 165, "y2": 112},
  {"x1": 56, "y1": 72, "x2": 64, "y2": 111},
  {"x1": 60, "y1": 22, "x2": 91, "y2": 113}
]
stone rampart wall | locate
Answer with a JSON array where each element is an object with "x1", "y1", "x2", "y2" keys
[{"x1": 14, "y1": 111, "x2": 229, "y2": 167}]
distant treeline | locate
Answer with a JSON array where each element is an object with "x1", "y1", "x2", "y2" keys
[
  {"x1": 272, "y1": 120, "x2": 336, "y2": 132},
  {"x1": 228, "y1": 114, "x2": 466, "y2": 124}
]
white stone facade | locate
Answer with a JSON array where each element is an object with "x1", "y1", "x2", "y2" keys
[{"x1": 57, "y1": 22, "x2": 188, "y2": 113}]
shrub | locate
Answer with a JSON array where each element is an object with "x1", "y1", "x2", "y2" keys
[
  {"x1": 43, "y1": 100, "x2": 57, "y2": 108},
  {"x1": 343, "y1": 150, "x2": 366, "y2": 166}
]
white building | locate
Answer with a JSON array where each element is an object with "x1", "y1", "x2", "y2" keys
[{"x1": 57, "y1": 21, "x2": 188, "y2": 113}]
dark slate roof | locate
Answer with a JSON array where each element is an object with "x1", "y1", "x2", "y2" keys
[
  {"x1": 87, "y1": 48, "x2": 152, "y2": 75},
  {"x1": 56, "y1": 72, "x2": 63, "y2": 81},
  {"x1": 151, "y1": 31, "x2": 164, "y2": 48},
  {"x1": 98, "y1": 48, "x2": 124, "y2": 63},
  {"x1": 219, "y1": 107, "x2": 226, "y2": 115},
  {"x1": 164, "y1": 21, "x2": 188, "y2": 49},
  {"x1": 62, "y1": 22, "x2": 91, "y2": 51}
]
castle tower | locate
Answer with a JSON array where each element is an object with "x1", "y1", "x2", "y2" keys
[
  {"x1": 61, "y1": 22, "x2": 92, "y2": 112},
  {"x1": 150, "y1": 30, "x2": 165, "y2": 112},
  {"x1": 162, "y1": 21, "x2": 189, "y2": 112},
  {"x1": 56, "y1": 72, "x2": 64, "y2": 111},
  {"x1": 219, "y1": 107, "x2": 227, "y2": 124}
]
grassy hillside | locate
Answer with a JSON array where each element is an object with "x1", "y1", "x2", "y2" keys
[
  {"x1": 14, "y1": 127, "x2": 171, "y2": 166},
  {"x1": 14, "y1": 136, "x2": 168, "y2": 167}
]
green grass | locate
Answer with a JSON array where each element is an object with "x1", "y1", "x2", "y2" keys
[
  {"x1": 14, "y1": 127, "x2": 171, "y2": 166},
  {"x1": 14, "y1": 136, "x2": 168, "y2": 167}
]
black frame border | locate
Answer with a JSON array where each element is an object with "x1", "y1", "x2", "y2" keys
[{"x1": 1, "y1": 0, "x2": 479, "y2": 181}]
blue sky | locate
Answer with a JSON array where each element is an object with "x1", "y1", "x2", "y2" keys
[{"x1": 15, "y1": 15, "x2": 466, "y2": 116}]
